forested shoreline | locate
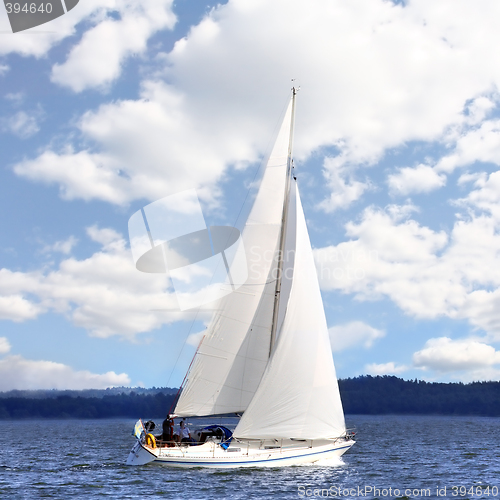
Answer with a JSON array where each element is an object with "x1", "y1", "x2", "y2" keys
[
  {"x1": 0, "y1": 376, "x2": 499, "y2": 419},
  {"x1": 0, "y1": 391, "x2": 177, "y2": 420},
  {"x1": 340, "y1": 376, "x2": 500, "y2": 416}
]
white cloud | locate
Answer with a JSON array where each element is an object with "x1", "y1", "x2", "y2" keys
[
  {"x1": 319, "y1": 158, "x2": 371, "y2": 212},
  {"x1": 160, "y1": 0, "x2": 500, "y2": 194},
  {"x1": 86, "y1": 225, "x2": 122, "y2": 246},
  {"x1": 51, "y1": 1, "x2": 176, "y2": 92},
  {"x1": 0, "y1": 337, "x2": 11, "y2": 355},
  {"x1": 0, "y1": 64, "x2": 9, "y2": 76},
  {"x1": 388, "y1": 164, "x2": 446, "y2": 196},
  {"x1": 413, "y1": 337, "x2": 500, "y2": 373},
  {"x1": 329, "y1": 321, "x2": 385, "y2": 352},
  {"x1": 315, "y1": 205, "x2": 500, "y2": 340},
  {"x1": 14, "y1": 0, "x2": 500, "y2": 207},
  {"x1": 0, "y1": 355, "x2": 130, "y2": 390},
  {"x1": 0, "y1": 227, "x2": 188, "y2": 338},
  {"x1": 42, "y1": 236, "x2": 78, "y2": 255},
  {"x1": 461, "y1": 289, "x2": 500, "y2": 340},
  {"x1": 436, "y1": 119, "x2": 500, "y2": 174},
  {"x1": 4, "y1": 92, "x2": 24, "y2": 105},
  {"x1": 365, "y1": 362, "x2": 408, "y2": 375},
  {"x1": 462, "y1": 367, "x2": 500, "y2": 382},
  {"x1": 385, "y1": 202, "x2": 420, "y2": 220},
  {"x1": 457, "y1": 171, "x2": 485, "y2": 186},
  {"x1": 0, "y1": 294, "x2": 43, "y2": 322},
  {"x1": 1, "y1": 111, "x2": 40, "y2": 138},
  {"x1": 0, "y1": 1, "x2": 175, "y2": 91},
  {"x1": 457, "y1": 170, "x2": 500, "y2": 221},
  {"x1": 464, "y1": 96, "x2": 497, "y2": 126},
  {"x1": 186, "y1": 329, "x2": 205, "y2": 347},
  {"x1": 315, "y1": 206, "x2": 449, "y2": 311},
  {"x1": 14, "y1": 81, "x2": 248, "y2": 205},
  {"x1": 14, "y1": 150, "x2": 131, "y2": 204}
]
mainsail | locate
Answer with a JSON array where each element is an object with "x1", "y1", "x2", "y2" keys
[
  {"x1": 173, "y1": 99, "x2": 294, "y2": 417},
  {"x1": 174, "y1": 90, "x2": 346, "y2": 442}
]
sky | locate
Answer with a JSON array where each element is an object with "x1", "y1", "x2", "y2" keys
[{"x1": 1, "y1": 0, "x2": 500, "y2": 391}]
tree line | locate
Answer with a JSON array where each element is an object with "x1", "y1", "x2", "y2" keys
[
  {"x1": 340, "y1": 376, "x2": 500, "y2": 416},
  {"x1": 0, "y1": 376, "x2": 499, "y2": 419},
  {"x1": 0, "y1": 391, "x2": 176, "y2": 419}
]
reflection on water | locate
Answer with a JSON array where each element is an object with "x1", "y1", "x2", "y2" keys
[{"x1": 0, "y1": 415, "x2": 498, "y2": 499}]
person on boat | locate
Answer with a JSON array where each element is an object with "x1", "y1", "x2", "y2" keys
[
  {"x1": 177, "y1": 419, "x2": 194, "y2": 443},
  {"x1": 161, "y1": 417, "x2": 174, "y2": 446}
]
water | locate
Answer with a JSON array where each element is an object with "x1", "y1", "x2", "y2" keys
[{"x1": 0, "y1": 415, "x2": 499, "y2": 499}]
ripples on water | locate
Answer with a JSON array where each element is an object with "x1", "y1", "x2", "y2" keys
[{"x1": 0, "y1": 415, "x2": 499, "y2": 499}]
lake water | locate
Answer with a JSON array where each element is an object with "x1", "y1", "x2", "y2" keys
[{"x1": 1, "y1": 415, "x2": 499, "y2": 499}]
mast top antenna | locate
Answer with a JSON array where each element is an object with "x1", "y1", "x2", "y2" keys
[{"x1": 291, "y1": 79, "x2": 300, "y2": 94}]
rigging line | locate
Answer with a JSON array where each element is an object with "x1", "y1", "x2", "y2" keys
[
  {"x1": 163, "y1": 233, "x2": 242, "y2": 398},
  {"x1": 167, "y1": 332, "x2": 205, "y2": 416},
  {"x1": 205, "y1": 95, "x2": 293, "y2": 293},
  {"x1": 228, "y1": 94, "x2": 294, "y2": 232},
  {"x1": 185, "y1": 95, "x2": 291, "y2": 297},
  {"x1": 165, "y1": 310, "x2": 204, "y2": 398},
  {"x1": 163, "y1": 230, "x2": 242, "y2": 404}
]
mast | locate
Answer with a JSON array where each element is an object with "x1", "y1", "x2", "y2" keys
[{"x1": 269, "y1": 87, "x2": 297, "y2": 355}]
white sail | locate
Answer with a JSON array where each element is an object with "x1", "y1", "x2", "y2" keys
[
  {"x1": 173, "y1": 99, "x2": 294, "y2": 417},
  {"x1": 233, "y1": 183, "x2": 346, "y2": 440}
]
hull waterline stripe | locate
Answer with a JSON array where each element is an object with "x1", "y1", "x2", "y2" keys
[{"x1": 152, "y1": 443, "x2": 353, "y2": 466}]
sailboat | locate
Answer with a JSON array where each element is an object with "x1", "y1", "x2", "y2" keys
[{"x1": 126, "y1": 88, "x2": 355, "y2": 468}]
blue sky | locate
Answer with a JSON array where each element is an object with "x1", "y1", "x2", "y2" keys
[{"x1": 2, "y1": 0, "x2": 500, "y2": 390}]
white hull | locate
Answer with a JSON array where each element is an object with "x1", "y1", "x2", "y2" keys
[{"x1": 127, "y1": 438, "x2": 354, "y2": 468}]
